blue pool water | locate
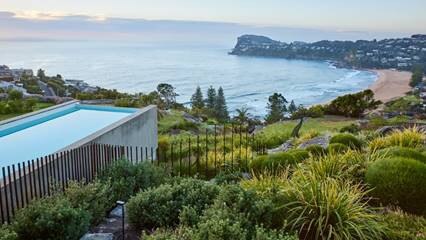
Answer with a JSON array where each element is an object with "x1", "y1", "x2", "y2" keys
[{"x1": 0, "y1": 104, "x2": 136, "y2": 168}]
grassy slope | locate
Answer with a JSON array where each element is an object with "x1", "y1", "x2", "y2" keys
[{"x1": 257, "y1": 116, "x2": 356, "y2": 148}]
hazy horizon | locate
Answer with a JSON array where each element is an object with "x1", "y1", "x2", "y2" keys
[{"x1": 0, "y1": 10, "x2": 423, "y2": 45}]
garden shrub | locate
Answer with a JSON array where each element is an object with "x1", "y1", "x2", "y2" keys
[
  {"x1": 283, "y1": 173, "x2": 385, "y2": 240},
  {"x1": 143, "y1": 227, "x2": 193, "y2": 240},
  {"x1": 0, "y1": 225, "x2": 17, "y2": 240},
  {"x1": 212, "y1": 184, "x2": 277, "y2": 229},
  {"x1": 99, "y1": 160, "x2": 167, "y2": 201},
  {"x1": 365, "y1": 157, "x2": 426, "y2": 215},
  {"x1": 13, "y1": 197, "x2": 90, "y2": 240},
  {"x1": 340, "y1": 123, "x2": 361, "y2": 134},
  {"x1": 263, "y1": 152, "x2": 298, "y2": 170},
  {"x1": 253, "y1": 227, "x2": 297, "y2": 240},
  {"x1": 305, "y1": 144, "x2": 327, "y2": 157},
  {"x1": 127, "y1": 178, "x2": 219, "y2": 230},
  {"x1": 381, "y1": 210, "x2": 426, "y2": 240},
  {"x1": 193, "y1": 208, "x2": 248, "y2": 240},
  {"x1": 286, "y1": 149, "x2": 310, "y2": 162},
  {"x1": 249, "y1": 155, "x2": 268, "y2": 171},
  {"x1": 327, "y1": 143, "x2": 349, "y2": 154},
  {"x1": 330, "y1": 133, "x2": 363, "y2": 150},
  {"x1": 64, "y1": 181, "x2": 112, "y2": 225},
  {"x1": 379, "y1": 146, "x2": 426, "y2": 164}
]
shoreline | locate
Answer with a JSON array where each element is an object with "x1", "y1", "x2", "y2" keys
[{"x1": 368, "y1": 69, "x2": 412, "y2": 103}]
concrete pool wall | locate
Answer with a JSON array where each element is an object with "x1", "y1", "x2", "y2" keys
[{"x1": 64, "y1": 104, "x2": 158, "y2": 153}]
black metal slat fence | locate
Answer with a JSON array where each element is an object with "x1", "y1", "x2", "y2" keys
[{"x1": 0, "y1": 125, "x2": 267, "y2": 224}]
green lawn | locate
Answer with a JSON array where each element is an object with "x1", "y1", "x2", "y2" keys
[
  {"x1": 0, "y1": 102, "x2": 54, "y2": 121},
  {"x1": 257, "y1": 116, "x2": 356, "y2": 148}
]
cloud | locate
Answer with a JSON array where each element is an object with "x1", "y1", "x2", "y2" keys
[{"x1": 0, "y1": 11, "x2": 413, "y2": 43}]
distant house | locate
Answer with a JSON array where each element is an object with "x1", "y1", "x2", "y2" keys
[{"x1": 0, "y1": 65, "x2": 14, "y2": 82}]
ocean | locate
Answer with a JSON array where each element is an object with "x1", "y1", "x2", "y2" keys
[{"x1": 0, "y1": 40, "x2": 377, "y2": 117}]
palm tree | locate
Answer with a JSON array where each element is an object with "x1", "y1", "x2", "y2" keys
[{"x1": 234, "y1": 106, "x2": 250, "y2": 124}]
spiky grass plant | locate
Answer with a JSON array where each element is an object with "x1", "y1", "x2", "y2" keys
[
  {"x1": 369, "y1": 126, "x2": 425, "y2": 151},
  {"x1": 283, "y1": 173, "x2": 385, "y2": 240}
]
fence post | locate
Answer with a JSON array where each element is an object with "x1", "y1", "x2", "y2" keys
[
  {"x1": 2, "y1": 167, "x2": 10, "y2": 224},
  {"x1": 188, "y1": 138, "x2": 191, "y2": 176}
]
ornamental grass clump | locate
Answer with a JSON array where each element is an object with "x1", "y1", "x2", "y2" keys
[
  {"x1": 283, "y1": 173, "x2": 384, "y2": 240},
  {"x1": 369, "y1": 127, "x2": 425, "y2": 150},
  {"x1": 365, "y1": 157, "x2": 426, "y2": 215}
]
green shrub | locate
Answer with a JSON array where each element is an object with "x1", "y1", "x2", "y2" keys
[
  {"x1": 330, "y1": 133, "x2": 363, "y2": 150},
  {"x1": 327, "y1": 143, "x2": 349, "y2": 154},
  {"x1": 284, "y1": 173, "x2": 384, "y2": 240},
  {"x1": 253, "y1": 227, "x2": 297, "y2": 240},
  {"x1": 380, "y1": 146, "x2": 426, "y2": 164},
  {"x1": 64, "y1": 181, "x2": 112, "y2": 225},
  {"x1": 193, "y1": 208, "x2": 248, "y2": 240},
  {"x1": 365, "y1": 157, "x2": 426, "y2": 215},
  {"x1": 127, "y1": 178, "x2": 219, "y2": 230},
  {"x1": 381, "y1": 210, "x2": 426, "y2": 240},
  {"x1": 340, "y1": 123, "x2": 361, "y2": 134},
  {"x1": 0, "y1": 225, "x2": 17, "y2": 240},
  {"x1": 13, "y1": 197, "x2": 90, "y2": 240},
  {"x1": 286, "y1": 149, "x2": 310, "y2": 162},
  {"x1": 305, "y1": 145, "x2": 327, "y2": 157},
  {"x1": 143, "y1": 227, "x2": 193, "y2": 240},
  {"x1": 99, "y1": 160, "x2": 167, "y2": 201},
  {"x1": 212, "y1": 184, "x2": 277, "y2": 229},
  {"x1": 250, "y1": 155, "x2": 268, "y2": 171},
  {"x1": 263, "y1": 152, "x2": 298, "y2": 170}
]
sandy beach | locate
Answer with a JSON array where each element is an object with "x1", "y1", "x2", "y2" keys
[{"x1": 369, "y1": 69, "x2": 412, "y2": 103}]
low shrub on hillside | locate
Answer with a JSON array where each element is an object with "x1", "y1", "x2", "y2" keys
[
  {"x1": 330, "y1": 133, "x2": 363, "y2": 150},
  {"x1": 340, "y1": 123, "x2": 361, "y2": 134},
  {"x1": 99, "y1": 160, "x2": 167, "y2": 201},
  {"x1": 286, "y1": 149, "x2": 310, "y2": 162},
  {"x1": 381, "y1": 209, "x2": 426, "y2": 240},
  {"x1": 366, "y1": 157, "x2": 426, "y2": 215},
  {"x1": 0, "y1": 225, "x2": 17, "y2": 240},
  {"x1": 13, "y1": 197, "x2": 90, "y2": 240},
  {"x1": 379, "y1": 146, "x2": 426, "y2": 164},
  {"x1": 327, "y1": 143, "x2": 349, "y2": 154},
  {"x1": 127, "y1": 178, "x2": 219, "y2": 230},
  {"x1": 64, "y1": 181, "x2": 112, "y2": 225},
  {"x1": 305, "y1": 144, "x2": 327, "y2": 157},
  {"x1": 263, "y1": 152, "x2": 298, "y2": 170}
]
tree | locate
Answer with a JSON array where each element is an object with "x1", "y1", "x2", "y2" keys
[
  {"x1": 8, "y1": 89, "x2": 23, "y2": 100},
  {"x1": 288, "y1": 100, "x2": 297, "y2": 113},
  {"x1": 215, "y1": 87, "x2": 229, "y2": 122},
  {"x1": 410, "y1": 66, "x2": 424, "y2": 87},
  {"x1": 157, "y1": 83, "x2": 178, "y2": 109},
  {"x1": 206, "y1": 86, "x2": 216, "y2": 109},
  {"x1": 234, "y1": 106, "x2": 250, "y2": 124},
  {"x1": 37, "y1": 69, "x2": 46, "y2": 81},
  {"x1": 265, "y1": 93, "x2": 288, "y2": 124},
  {"x1": 324, "y1": 89, "x2": 381, "y2": 117},
  {"x1": 191, "y1": 86, "x2": 204, "y2": 109}
]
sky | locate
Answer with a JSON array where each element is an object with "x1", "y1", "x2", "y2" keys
[{"x1": 0, "y1": 0, "x2": 425, "y2": 42}]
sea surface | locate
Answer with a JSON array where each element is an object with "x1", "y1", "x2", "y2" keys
[{"x1": 0, "y1": 41, "x2": 377, "y2": 117}]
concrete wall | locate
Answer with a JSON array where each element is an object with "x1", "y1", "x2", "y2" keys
[{"x1": 65, "y1": 105, "x2": 158, "y2": 152}]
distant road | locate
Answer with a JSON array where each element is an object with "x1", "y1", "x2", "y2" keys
[{"x1": 37, "y1": 80, "x2": 56, "y2": 97}]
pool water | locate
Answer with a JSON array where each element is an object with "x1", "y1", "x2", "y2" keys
[{"x1": 0, "y1": 104, "x2": 136, "y2": 167}]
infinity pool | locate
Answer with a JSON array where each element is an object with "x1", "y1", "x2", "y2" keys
[{"x1": 0, "y1": 103, "x2": 137, "y2": 167}]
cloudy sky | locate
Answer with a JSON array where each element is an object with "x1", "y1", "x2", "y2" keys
[{"x1": 1, "y1": 0, "x2": 425, "y2": 42}]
